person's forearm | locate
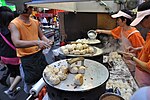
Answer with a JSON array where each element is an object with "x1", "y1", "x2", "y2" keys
[
  {"x1": 41, "y1": 35, "x2": 50, "y2": 42},
  {"x1": 132, "y1": 56, "x2": 150, "y2": 73},
  {"x1": 14, "y1": 40, "x2": 38, "y2": 48},
  {"x1": 96, "y1": 29, "x2": 112, "y2": 35},
  {"x1": 102, "y1": 30, "x2": 112, "y2": 35},
  {"x1": 38, "y1": 25, "x2": 50, "y2": 42},
  {"x1": 135, "y1": 46, "x2": 143, "y2": 51}
]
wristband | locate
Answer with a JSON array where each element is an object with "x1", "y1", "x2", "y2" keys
[{"x1": 131, "y1": 56, "x2": 135, "y2": 61}]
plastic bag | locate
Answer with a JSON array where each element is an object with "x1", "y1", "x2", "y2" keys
[{"x1": 42, "y1": 48, "x2": 51, "y2": 55}]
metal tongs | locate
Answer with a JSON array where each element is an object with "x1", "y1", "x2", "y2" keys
[{"x1": 67, "y1": 57, "x2": 85, "y2": 67}]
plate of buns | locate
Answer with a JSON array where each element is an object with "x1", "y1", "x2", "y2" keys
[
  {"x1": 43, "y1": 58, "x2": 109, "y2": 91},
  {"x1": 60, "y1": 43, "x2": 103, "y2": 57}
]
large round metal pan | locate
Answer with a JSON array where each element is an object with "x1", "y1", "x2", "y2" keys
[
  {"x1": 60, "y1": 46, "x2": 103, "y2": 57},
  {"x1": 43, "y1": 59, "x2": 109, "y2": 91}
]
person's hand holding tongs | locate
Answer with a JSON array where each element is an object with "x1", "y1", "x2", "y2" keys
[{"x1": 118, "y1": 51, "x2": 135, "y2": 61}]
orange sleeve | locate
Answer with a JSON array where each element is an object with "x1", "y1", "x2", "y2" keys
[
  {"x1": 128, "y1": 32, "x2": 145, "y2": 48},
  {"x1": 146, "y1": 32, "x2": 150, "y2": 42},
  {"x1": 128, "y1": 32, "x2": 145, "y2": 56},
  {"x1": 146, "y1": 54, "x2": 150, "y2": 70},
  {"x1": 111, "y1": 26, "x2": 121, "y2": 39}
]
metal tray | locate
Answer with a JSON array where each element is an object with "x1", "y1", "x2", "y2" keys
[
  {"x1": 76, "y1": 39, "x2": 101, "y2": 44},
  {"x1": 43, "y1": 59, "x2": 109, "y2": 91},
  {"x1": 60, "y1": 46, "x2": 103, "y2": 57}
]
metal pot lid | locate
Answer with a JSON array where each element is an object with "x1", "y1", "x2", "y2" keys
[{"x1": 43, "y1": 59, "x2": 109, "y2": 91}]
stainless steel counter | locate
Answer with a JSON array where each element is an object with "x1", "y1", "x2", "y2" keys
[
  {"x1": 104, "y1": 52, "x2": 138, "y2": 100},
  {"x1": 97, "y1": 35, "x2": 139, "y2": 100}
]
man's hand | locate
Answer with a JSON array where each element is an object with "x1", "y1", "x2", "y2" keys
[
  {"x1": 47, "y1": 40, "x2": 54, "y2": 46},
  {"x1": 95, "y1": 29, "x2": 102, "y2": 34},
  {"x1": 44, "y1": 40, "x2": 54, "y2": 49},
  {"x1": 37, "y1": 40, "x2": 51, "y2": 49}
]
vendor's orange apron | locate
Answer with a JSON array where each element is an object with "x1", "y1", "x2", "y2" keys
[
  {"x1": 121, "y1": 30, "x2": 139, "y2": 76},
  {"x1": 135, "y1": 67, "x2": 150, "y2": 87},
  {"x1": 135, "y1": 38, "x2": 150, "y2": 87}
]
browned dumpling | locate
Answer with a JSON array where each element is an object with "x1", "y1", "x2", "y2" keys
[
  {"x1": 48, "y1": 75, "x2": 60, "y2": 85},
  {"x1": 76, "y1": 43, "x2": 83, "y2": 50},
  {"x1": 53, "y1": 67, "x2": 60, "y2": 74},
  {"x1": 63, "y1": 49, "x2": 69, "y2": 55},
  {"x1": 44, "y1": 65, "x2": 55, "y2": 77},
  {"x1": 82, "y1": 43, "x2": 89, "y2": 49},
  {"x1": 60, "y1": 66, "x2": 68, "y2": 74},
  {"x1": 57, "y1": 71, "x2": 67, "y2": 81},
  {"x1": 88, "y1": 47, "x2": 94, "y2": 53},
  {"x1": 78, "y1": 66, "x2": 86, "y2": 74},
  {"x1": 66, "y1": 44, "x2": 74, "y2": 51},
  {"x1": 74, "y1": 74, "x2": 83, "y2": 86},
  {"x1": 73, "y1": 50, "x2": 81, "y2": 55},
  {"x1": 69, "y1": 66, "x2": 78, "y2": 74},
  {"x1": 80, "y1": 50, "x2": 86, "y2": 55}
]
